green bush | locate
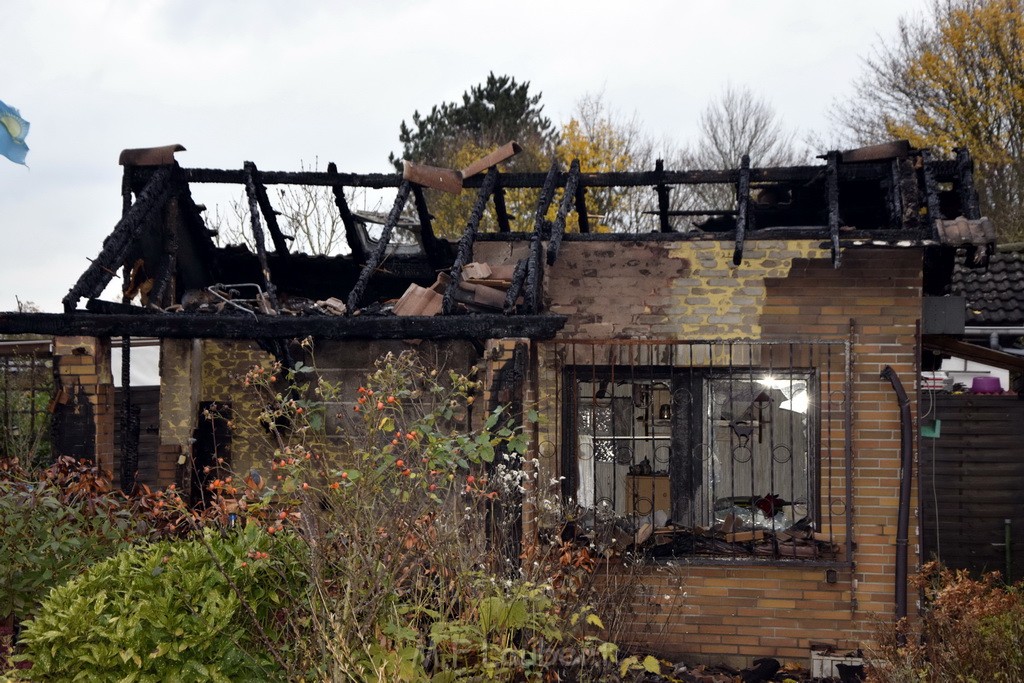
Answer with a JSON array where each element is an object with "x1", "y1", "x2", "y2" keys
[
  {"x1": 0, "y1": 478, "x2": 133, "y2": 621},
  {"x1": 11, "y1": 526, "x2": 306, "y2": 682}
]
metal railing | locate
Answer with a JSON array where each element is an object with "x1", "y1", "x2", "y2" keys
[{"x1": 539, "y1": 339, "x2": 852, "y2": 564}]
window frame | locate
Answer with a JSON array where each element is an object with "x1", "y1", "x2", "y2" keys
[{"x1": 560, "y1": 364, "x2": 824, "y2": 561}]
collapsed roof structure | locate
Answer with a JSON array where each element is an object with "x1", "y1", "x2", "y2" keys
[{"x1": 0, "y1": 140, "x2": 992, "y2": 345}]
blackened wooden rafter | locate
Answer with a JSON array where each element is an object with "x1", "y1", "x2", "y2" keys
[
  {"x1": 246, "y1": 162, "x2": 291, "y2": 258},
  {"x1": 327, "y1": 162, "x2": 367, "y2": 264},
  {"x1": 0, "y1": 310, "x2": 567, "y2": 341},
  {"x1": 410, "y1": 185, "x2": 446, "y2": 270},
  {"x1": 243, "y1": 161, "x2": 280, "y2": 310},
  {"x1": 346, "y1": 181, "x2": 412, "y2": 312},
  {"x1": 655, "y1": 159, "x2": 672, "y2": 233},
  {"x1": 732, "y1": 154, "x2": 751, "y2": 266},
  {"x1": 574, "y1": 181, "x2": 590, "y2": 234},
  {"x1": 492, "y1": 180, "x2": 512, "y2": 233},
  {"x1": 442, "y1": 168, "x2": 499, "y2": 315},
  {"x1": 63, "y1": 165, "x2": 175, "y2": 312},
  {"x1": 526, "y1": 161, "x2": 561, "y2": 314},
  {"x1": 503, "y1": 257, "x2": 530, "y2": 314},
  {"x1": 547, "y1": 159, "x2": 581, "y2": 266}
]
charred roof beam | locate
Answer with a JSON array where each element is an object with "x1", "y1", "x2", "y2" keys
[
  {"x1": 526, "y1": 161, "x2": 561, "y2": 314},
  {"x1": 443, "y1": 168, "x2": 499, "y2": 315},
  {"x1": 0, "y1": 310, "x2": 567, "y2": 341},
  {"x1": 63, "y1": 165, "x2": 175, "y2": 312},
  {"x1": 492, "y1": 179, "x2": 512, "y2": 233},
  {"x1": 327, "y1": 162, "x2": 367, "y2": 264},
  {"x1": 245, "y1": 162, "x2": 291, "y2": 258},
  {"x1": 732, "y1": 155, "x2": 751, "y2": 266},
  {"x1": 574, "y1": 181, "x2": 590, "y2": 234},
  {"x1": 346, "y1": 180, "x2": 412, "y2": 312},
  {"x1": 411, "y1": 185, "x2": 447, "y2": 270},
  {"x1": 243, "y1": 161, "x2": 280, "y2": 311},
  {"x1": 547, "y1": 159, "x2": 580, "y2": 266},
  {"x1": 655, "y1": 159, "x2": 672, "y2": 233}
]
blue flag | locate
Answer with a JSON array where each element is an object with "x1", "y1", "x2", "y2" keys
[{"x1": 0, "y1": 100, "x2": 29, "y2": 165}]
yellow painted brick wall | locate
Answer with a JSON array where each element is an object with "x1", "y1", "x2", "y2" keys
[
  {"x1": 474, "y1": 240, "x2": 923, "y2": 665},
  {"x1": 198, "y1": 340, "x2": 278, "y2": 475}
]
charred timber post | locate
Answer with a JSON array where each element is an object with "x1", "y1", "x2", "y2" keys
[
  {"x1": 574, "y1": 181, "x2": 590, "y2": 234},
  {"x1": 535, "y1": 161, "x2": 560, "y2": 239},
  {"x1": 492, "y1": 180, "x2": 512, "y2": 233},
  {"x1": 921, "y1": 149, "x2": 943, "y2": 240},
  {"x1": 955, "y1": 147, "x2": 981, "y2": 220},
  {"x1": 732, "y1": 155, "x2": 751, "y2": 266},
  {"x1": 827, "y1": 151, "x2": 841, "y2": 268},
  {"x1": 120, "y1": 335, "x2": 138, "y2": 494},
  {"x1": 504, "y1": 257, "x2": 530, "y2": 314},
  {"x1": 527, "y1": 162, "x2": 560, "y2": 314},
  {"x1": 346, "y1": 180, "x2": 412, "y2": 313},
  {"x1": 547, "y1": 159, "x2": 580, "y2": 266},
  {"x1": 443, "y1": 169, "x2": 499, "y2": 315},
  {"x1": 243, "y1": 162, "x2": 280, "y2": 311},
  {"x1": 655, "y1": 159, "x2": 672, "y2": 233},
  {"x1": 247, "y1": 162, "x2": 291, "y2": 258},
  {"x1": 63, "y1": 166, "x2": 175, "y2": 312},
  {"x1": 327, "y1": 162, "x2": 367, "y2": 264},
  {"x1": 411, "y1": 185, "x2": 445, "y2": 270},
  {"x1": 149, "y1": 193, "x2": 181, "y2": 308}
]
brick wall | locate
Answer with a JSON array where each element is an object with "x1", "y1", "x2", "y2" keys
[
  {"x1": 476, "y1": 239, "x2": 923, "y2": 665},
  {"x1": 52, "y1": 336, "x2": 115, "y2": 477},
  {"x1": 153, "y1": 339, "x2": 480, "y2": 487}
]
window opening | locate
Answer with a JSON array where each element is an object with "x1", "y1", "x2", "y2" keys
[{"x1": 557, "y1": 340, "x2": 847, "y2": 563}]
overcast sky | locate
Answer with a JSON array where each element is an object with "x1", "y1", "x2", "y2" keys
[{"x1": 0, "y1": 0, "x2": 928, "y2": 312}]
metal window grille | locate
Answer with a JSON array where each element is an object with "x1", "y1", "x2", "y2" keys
[
  {"x1": 0, "y1": 348, "x2": 54, "y2": 464},
  {"x1": 542, "y1": 339, "x2": 851, "y2": 563}
]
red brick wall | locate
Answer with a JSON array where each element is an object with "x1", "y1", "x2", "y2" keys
[{"x1": 52, "y1": 336, "x2": 115, "y2": 477}]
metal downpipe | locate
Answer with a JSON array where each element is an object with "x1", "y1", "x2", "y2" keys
[{"x1": 880, "y1": 365, "x2": 913, "y2": 633}]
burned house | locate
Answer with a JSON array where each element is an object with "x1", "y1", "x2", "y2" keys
[{"x1": 0, "y1": 140, "x2": 993, "y2": 664}]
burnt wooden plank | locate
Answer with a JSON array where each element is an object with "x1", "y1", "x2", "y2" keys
[
  {"x1": 185, "y1": 161, "x2": 932, "y2": 189},
  {"x1": 246, "y1": 162, "x2": 291, "y2": 257},
  {"x1": 243, "y1": 162, "x2": 279, "y2": 310},
  {"x1": 733, "y1": 154, "x2": 750, "y2": 265},
  {"x1": 492, "y1": 180, "x2": 512, "y2": 233},
  {"x1": 346, "y1": 181, "x2": 411, "y2": 312},
  {"x1": 443, "y1": 169, "x2": 498, "y2": 315},
  {"x1": 327, "y1": 162, "x2": 367, "y2": 263},
  {"x1": 547, "y1": 159, "x2": 580, "y2": 265},
  {"x1": 0, "y1": 311, "x2": 567, "y2": 340},
  {"x1": 526, "y1": 162, "x2": 560, "y2": 314},
  {"x1": 411, "y1": 185, "x2": 446, "y2": 270},
  {"x1": 655, "y1": 159, "x2": 671, "y2": 233},
  {"x1": 64, "y1": 166, "x2": 175, "y2": 312},
  {"x1": 574, "y1": 181, "x2": 590, "y2": 234}
]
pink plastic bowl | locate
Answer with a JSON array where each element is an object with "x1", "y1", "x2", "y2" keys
[{"x1": 971, "y1": 376, "x2": 1003, "y2": 394}]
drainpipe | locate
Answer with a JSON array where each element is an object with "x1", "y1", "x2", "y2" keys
[{"x1": 880, "y1": 365, "x2": 913, "y2": 633}]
